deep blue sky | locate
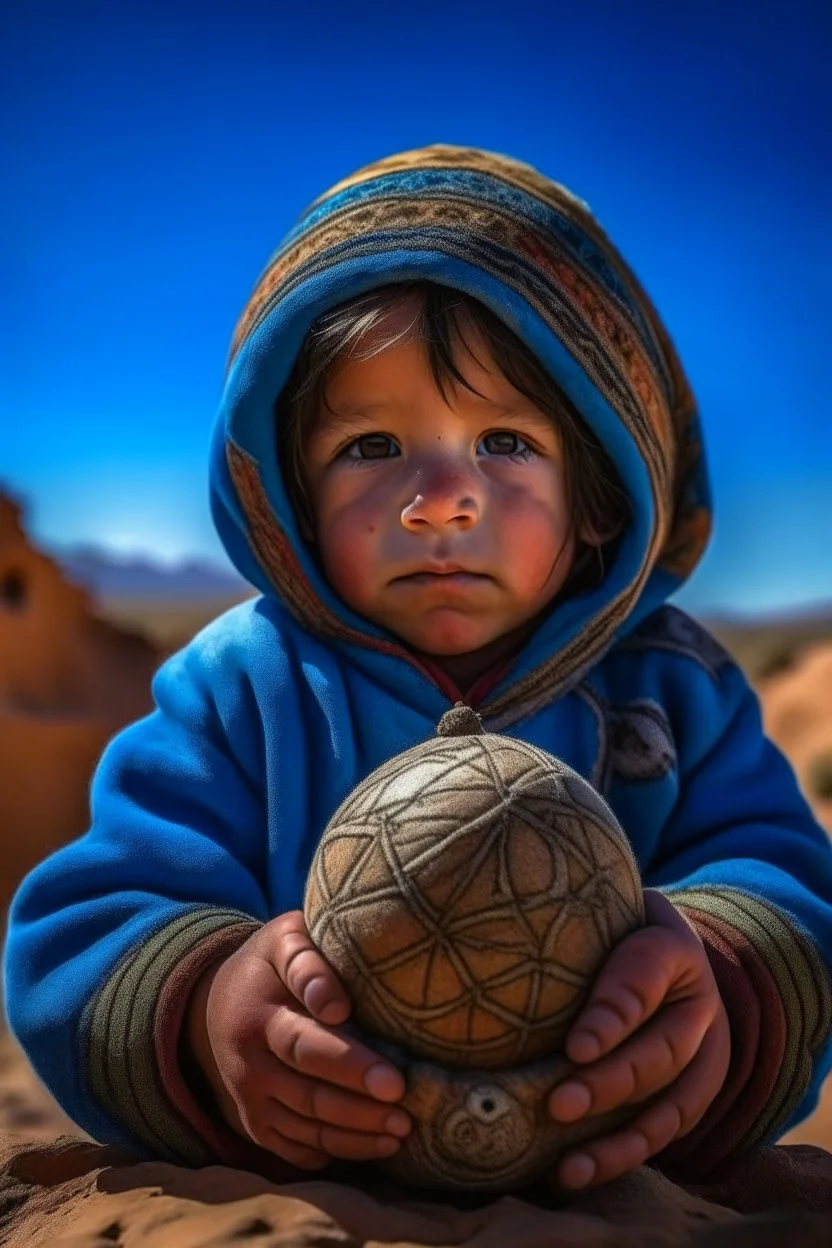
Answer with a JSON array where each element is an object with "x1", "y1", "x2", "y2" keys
[{"x1": 3, "y1": 0, "x2": 830, "y2": 614}]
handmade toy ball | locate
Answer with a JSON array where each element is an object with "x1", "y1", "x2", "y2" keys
[{"x1": 304, "y1": 702, "x2": 645, "y2": 1191}]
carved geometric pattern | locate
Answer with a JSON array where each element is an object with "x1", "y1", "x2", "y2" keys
[
  {"x1": 370, "y1": 1042, "x2": 636, "y2": 1190},
  {"x1": 305, "y1": 733, "x2": 644, "y2": 1069}
]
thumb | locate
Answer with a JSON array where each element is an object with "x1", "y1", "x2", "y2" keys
[
  {"x1": 565, "y1": 924, "x2": 678, "y2": 1063},
  {"x1": 268, "y1": 911, "x2": 352, "y2": 1026}
]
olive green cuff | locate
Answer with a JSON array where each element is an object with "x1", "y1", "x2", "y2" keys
[
  {"x1": 84, "y1": 907, "x2": 262, "y2": 1163},
  {"x1": 663, "y1": 885, "x2": 832, "y2": 1146}
]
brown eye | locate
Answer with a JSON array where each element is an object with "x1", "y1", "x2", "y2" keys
[
  {"x1": 346, "y1": 434, "x2": 398, "y2": 460},
  {"x1": 481, "y1": 432, "x2": 530, "y2": 457}
]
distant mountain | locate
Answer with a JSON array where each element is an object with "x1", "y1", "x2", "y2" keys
[
  {"x1": 51, "y1": 543, "x2": 832, "y2": 639},
  {"x1": 55, "y1": 545, "x2": 251, "y2": 602}
]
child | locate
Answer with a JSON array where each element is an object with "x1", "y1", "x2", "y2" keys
[{"x1": 6, "y1": 144, "x2": 832, "y2": 1193}]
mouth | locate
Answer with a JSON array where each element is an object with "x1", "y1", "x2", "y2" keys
[
  {"x1": 391, "y1": 567, "x2": 491, "y2": 588},
  {"x1": 394, "y1": 561, "x2": 483, "y2": 578}
]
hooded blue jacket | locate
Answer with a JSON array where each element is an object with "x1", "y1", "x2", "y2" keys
[{"x1": 5, "y1": 145, "x2": 832, "y2": 1176}]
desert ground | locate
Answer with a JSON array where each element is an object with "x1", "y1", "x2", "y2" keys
[{"x1": 2, "y1": 501, "x2": 832, "y2": 1242}]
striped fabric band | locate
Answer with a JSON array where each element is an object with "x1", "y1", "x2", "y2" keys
[
  {"x1": 664, "y1": 886, "x2": 832, "y2": 1148},
  {"x1": 82, "y1": 908, "x2": 261, "y2": 1164}
]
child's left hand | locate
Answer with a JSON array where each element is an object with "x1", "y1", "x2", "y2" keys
[{"x1": 548, "y1": 887, "x2": 731, "y2": 1190}]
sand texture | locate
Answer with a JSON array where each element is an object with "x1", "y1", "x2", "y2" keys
[{"x1": 4, "y1": 1129, "x2": 832, "y2": 1247}]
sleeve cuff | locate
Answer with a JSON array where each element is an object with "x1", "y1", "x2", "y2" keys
[
  {"x1": 156, "y1": 919, "x2": 277, "y2": 1171},
  {"x1": 84, "y1": 907, "x2": 264, "y2": 1165},
  {"x1": 654, "y1": 886, "x2": 832, "y2": 1178}
]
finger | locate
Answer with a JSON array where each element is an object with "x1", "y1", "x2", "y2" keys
[
  {"x1": 566, "y1": 928, "x2": 680, "y2": 1062},
  {"x1": 557, "y1": 1014, "x2": 730, "y2": 1190},
  {"x1": 642, "y1": 887, "x2": 698, "y2": 934},
  {"x1": 264, "y1": 1058, "x2": 411, "y2": 1137},
  {"x1": 550, "y1": 993, "x2": 715, "y2": 1122},
  {"x1": 566, "y1": 926, "x2": 694, "y2": 1063},
  {"x1": 267, "y1": 1101, "x2": 403, "y2": 1161},
  {"x1": 259, "y1": 1126, "x2": 331, "y2": 1171},
  {"x1": 268, "y1": 911, "x2": 351, "y2": 1025},
  {"x1": 267, "y1": 1008, "x2": 406, "y2": 1103}
]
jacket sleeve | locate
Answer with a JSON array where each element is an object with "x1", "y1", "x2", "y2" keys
[
  {"x1": 3, "y1": 627, "x2": 277, "y2": 1166},
  {"x1": 642, "y1": 654, "x2": 832, "y2": 1178}
]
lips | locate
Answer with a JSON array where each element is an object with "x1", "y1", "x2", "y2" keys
[
  {"x1": 396, "y1": 562, "x2": 481, "y2": 578},
  {"x1": 392, "y1": 564, "x2": 490, "y2": 587}
]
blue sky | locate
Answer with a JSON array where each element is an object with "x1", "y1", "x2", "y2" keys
[{"x1": 3, "y1": 0, "x2": 830, "y2": 615}]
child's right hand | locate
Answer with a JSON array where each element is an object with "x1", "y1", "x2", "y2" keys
[{"x1": 185, "y1": 910, "x2": 412, "y2": 1170}]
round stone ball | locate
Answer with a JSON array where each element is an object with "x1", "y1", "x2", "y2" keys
[
  {"x1": 304, "y1": 703, "x2": 644, "y2": 1070},
  {"x1": 373, "y1": 1043, "x2": 638, "y2": 1191}
]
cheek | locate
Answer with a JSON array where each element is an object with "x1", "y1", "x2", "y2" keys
[
  {"x1": 316, "y1": 491, "x2": 381, "y2": 599},
  {"x1": 496, "y1": 477, "x2": 573, "y2": 582},
  {"x1": 499, "y1": 472, "x2": 570, "y2": 539}
]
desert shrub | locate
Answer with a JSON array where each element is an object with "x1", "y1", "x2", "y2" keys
[
  {"x1": 807, "y1": 753, "x2": 832, "y2": 801},
  {"x1": 753, "y1": 641, "x2": 798, "y2": 683}
]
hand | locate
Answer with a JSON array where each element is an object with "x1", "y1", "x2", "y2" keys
[
  {"x1": 186, "y1": 910, "x2": 412, "y2": 1170},
  {"x1": 547, "y1": 888, "x2": 730, "y2": 1190}
]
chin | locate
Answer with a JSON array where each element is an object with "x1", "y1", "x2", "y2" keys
[{"x1": 407, "y1": 627, "x2": 497, "y2": 657}]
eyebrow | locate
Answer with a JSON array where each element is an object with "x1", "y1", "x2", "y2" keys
[
  {"x1": 318, "y1": 400, "x2": 556, "y2": 434},
  {"x1": 320, "y1": 402, "x2": 395, "y2": 426}
]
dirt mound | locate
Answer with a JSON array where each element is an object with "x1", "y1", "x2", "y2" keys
[
  {"x1": 760, "y1": 642, "x2": 832, "y2": 833},
  {"x1": 4, "y1": 1131, "x2": 832, "y2": 1247}
]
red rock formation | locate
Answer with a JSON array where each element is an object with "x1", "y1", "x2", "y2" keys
[{"x1": 0, "y1": 491, "x2": 161, "y2": 913}]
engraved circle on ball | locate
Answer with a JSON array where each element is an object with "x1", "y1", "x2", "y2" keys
[
  {"x1": 435, "y1": 1084, "x2": 536, "y2": 1175},
  {"x1": 426, "y1": 1083, "x2": 536, "y2": 1178}
]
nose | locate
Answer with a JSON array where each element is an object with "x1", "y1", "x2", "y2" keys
[{"x1": 400, "y1": 455, "x2": 481, "y2": 530}]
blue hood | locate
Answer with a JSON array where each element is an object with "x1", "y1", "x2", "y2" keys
[{"x1": 208, "y1": 144, "x2": 712, "y2": 720}]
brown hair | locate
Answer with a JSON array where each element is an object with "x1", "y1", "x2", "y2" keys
[{"x1": 275, "y1": 281, "x2": 630, "y2": 598}]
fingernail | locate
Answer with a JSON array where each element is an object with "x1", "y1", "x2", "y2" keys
[
  {"x1": 550, "y1": 1081, "x2": 592, "y2": 1122},
  {"x1": 569, "y1": 1030, "x2": 601, "y2": 1061},
  {"x1": 384, "y1": 1110, "x2": 411, "y2": 1137},
  {"x1": 304, "y1": 976, "x2": 340, "y2": 1020},
  {"x1": 316, "y1": 1000, "x2": 346, "y2": 1026},
  {"x1": 375, "y1": 1136, "x2": 401, "y2": 1157},
  {"x1": 561, "y1": 1153, "x2": 596, "y2": 1189},
  {"x1": 365, "y1": 1063, "x2": 403, "y2": 1101}
]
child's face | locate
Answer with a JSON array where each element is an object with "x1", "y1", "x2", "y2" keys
[{"x1": 301, "y1": 310, "x2": 578, "y2": 667}]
